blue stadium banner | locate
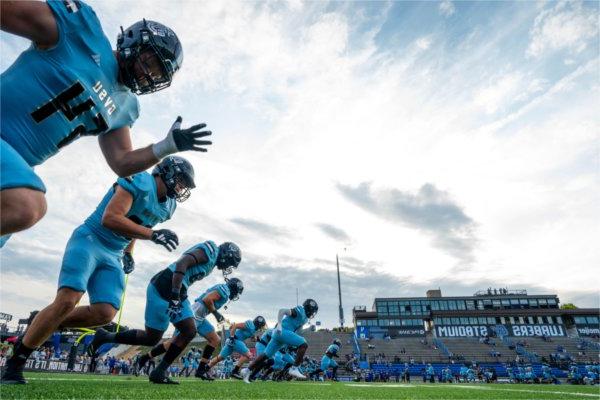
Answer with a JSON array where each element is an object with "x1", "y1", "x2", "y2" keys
[
  {"x1": 435, "y1": 324, "x2": 567, "y2": 338},
  {"x1": 356, "y1": 326, "x2": 370, "y2": 339}
]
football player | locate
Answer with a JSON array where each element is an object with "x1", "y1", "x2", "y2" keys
[
  {"x1": 243, "y1": 299, "x2": 318, "y2": 383},
  {"x1": 205, "y1": 316, "x2": 267, "y2": 379},
  {"x1": 0, "y1": 156, "x2": 195, "y2": 385},
  {"x1": 0, "y1": 1, "x2": 212, "y2": 246},
  {"x1": 317, "y1": 339, "x2": 341, "y2": 381},
  {"x1": 87, "y1": 243, "x2": 242, "y2": 384}
]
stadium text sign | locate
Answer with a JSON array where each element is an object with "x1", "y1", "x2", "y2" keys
[
  {"x1": 576, "y1": 325, "x2": 600, "y2": 337},
  {"x1": 435, "y1": 324, "x2": 566, "y2": 338}
]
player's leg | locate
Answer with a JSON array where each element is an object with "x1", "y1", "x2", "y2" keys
[
  {"x1": 0, "y1": 287, "x2": 83, "y2": 384},
  {"x1": 278, "y1": 330, "x2": 308, "y2": 379},
  {"x1": 0, "y1": 229, "x2": 97, "y2": 384},
  {"x1": 331, "y1": 359, "x2": 339, "y2": 381},
  {"x1": 89, "y1": 282, "x2": 172, "y2": 354},
  {"x1": 195, "y1": 325, "x2": 219, "y2": 380},
  {"x1": 60, "y1": 256, "x2": 123, "y2": 328},
  {"x1": 150, "y1": 317, "x2": 196, "y2": 384},
  {"x1": 0, "y1": 138, "x2": 47, "y2": 244},
  {"x1": 245, "y1": 335, "x2": 282, "y2": 382},
  {"x1": 230, "y1": 347, "x2": 251, "y2": 379}
]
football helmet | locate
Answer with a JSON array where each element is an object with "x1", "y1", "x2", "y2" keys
[
  {"x1": 216, "y1": 242, "x2": 242, "y2": 276},
  {"x1": 152, "y1": 156, "x2": 195, "y2": 202},
  {"x1": 302, "y1": 298, "x2": 318, "y2": 318},
  {"x1": 253, "y1": 316, "x2": 266, "y2": 330},
  {"x1": 226, "y1": 277, "x2": 244, "y2": 301},
  {"x1": 117, "y1": 19, "x2": 183, "y2": 95}
]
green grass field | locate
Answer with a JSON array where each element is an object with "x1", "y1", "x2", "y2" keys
[{"x1": 1, "y1": 373, "x2": 599, "y2": 399}]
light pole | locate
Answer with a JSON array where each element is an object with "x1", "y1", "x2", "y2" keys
[{"x1": 336, "y1": 253, "x2": 344, "y2": 328}]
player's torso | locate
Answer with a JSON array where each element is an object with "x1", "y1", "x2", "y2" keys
[
  {"x1": 178, "y1": 241, "x2": 219, "y2": 287},
  {"x1": 235, "y1": 321, "x2": 255, "y2": 341},
  {"x1": 84, "y1": 172, "x2": 175, "y2": 250},
  {"x1": 0, "y1": 1, "x2": 139, "y2": 166},
  {"x1": 282, "y1": 306, "x2": 307, "y2": 331},
  {"x1": 198, "y1": 284, "x2": 229, "y2": 310}
]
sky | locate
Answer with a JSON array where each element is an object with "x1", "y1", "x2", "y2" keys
[{"x1": 1, "y1": 0, "x2": 599, "y2": 331}]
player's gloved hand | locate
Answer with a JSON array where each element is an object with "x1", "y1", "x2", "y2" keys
[
  {"x1": 275, "y1": 324, "x2": 282, "y2": 334},
  {"x1": 166, "y1": 290, "x2": 183, "y2": 319},
  {"x1": 212, "y1": 311, "x2": 225, "y2": 323},
  {"x1": 122, "y1": 252, "x2": 135, "y2": 274},
  {"x1": 151, "y1": 229, "x2": 179, "y2": 251},
  {"x1": 152, "y1": 116, "x2": 212, "y2": 159},
  {"x1": 226, "y1": 337, "x2": 236, "y2": 347}
]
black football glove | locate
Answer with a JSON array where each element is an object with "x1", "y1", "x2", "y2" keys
[
  {"x1": 212, "y1": 310, "x2": 225, "y2": 323},
  {"x1": 226, "y1": 336, "x2": 236, "y2": 347},
  {"x1": 122, "y1": 252, "x2": 135, "y2": 274},
  {"x1": 171, "y1": 116, "x2": 212, "y2": 153},
  {"x1": 166, "y1": 290, "x2": 183, "y2": 319},
  {"x1": 151, "y1": 229, "x2": 179, "y2": 251}
]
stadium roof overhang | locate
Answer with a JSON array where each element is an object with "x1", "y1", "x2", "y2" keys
[{"x1": 431, "y1": 308, "x2": 600, "y2": 318}]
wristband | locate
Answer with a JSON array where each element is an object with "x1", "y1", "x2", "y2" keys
[{"x1": 152, "y1": 134, "x2": 178, "y2": 159}]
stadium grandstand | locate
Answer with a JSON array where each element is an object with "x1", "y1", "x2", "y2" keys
[{"x1": 1, "y1": 287, "x2": 598, "y2": 384}]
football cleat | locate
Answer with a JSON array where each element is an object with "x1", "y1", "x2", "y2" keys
[
  {"x1": 0, "y1": 369, "x2": 27, "y2": 385},
  {"x1": 196, "y1": 370, "x2": 214, "y2": 381},
  {"x1": 87, "y1": 328, "x2": 111, "y2": 356},
  {"x1": 231, "y1": 371, "x2": 243, "y2": 380},
  {"x1": 149, "y1": 369, "x2": 179, "y2": 384},
  {"x1": 242, "y1": 368, "x2": 252, "y2": 384},
  {"x1": 288, "y1": 366, "x2": 306, "y2": 380}
]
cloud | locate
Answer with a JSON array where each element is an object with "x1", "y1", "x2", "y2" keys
[
  {"x1": 474, "y1": 72, "x2": 523, "y2": 114},
  {"x1": 336, "y1": 182, "x2": 477, "y2": 264},
  {"x1": 230, "y1": 217, "x2": 296, "y2": 240},
  {"x1": 315, "y1": 223, "x2": 352, "y2": 243},
  {"x1": 415, "y1": 36, "x2": 432, "y2": 50},
  {"x1": 439, "y1": 1, "x2": 455, "y2": 17},
  {"x1": 527, "y1": 1, "x2": 598, "y2": 58}
]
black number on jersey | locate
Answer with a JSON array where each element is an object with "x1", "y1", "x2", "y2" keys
[{"x1": 30, "y1": 81, "x2": 108, "y2": 149}]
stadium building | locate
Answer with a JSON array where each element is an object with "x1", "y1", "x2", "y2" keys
[{"x1": 353, "y1": 288, "x2": 599, "y2": 340}]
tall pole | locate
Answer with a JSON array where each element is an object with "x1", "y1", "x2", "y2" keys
[
  {"x1": 296, "y1": 288, "x2": 299, "y2": 306},
  {"x1": 336, "y1": 253, "x2": 344, "y2": 328}
]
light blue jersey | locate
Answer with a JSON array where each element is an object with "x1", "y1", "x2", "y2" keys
[
  {"x1": 0, "y1": 0, "x2": 139, "y2": 167},
  {"x1": 235, "y1": 320, "x2": 257, "y2": 341},
  {"x1": 281, "y1": 306, "x2": 308, "y2": 332},
  {"x1": 85, "y1": 172, "x2": 176, "y2": 250},
  {"x1": 196, "y1": 283, "x2": 230, "y2": 310},
  {"x1": 168, "y1": 241, "x2": 219, "y2": 288}
]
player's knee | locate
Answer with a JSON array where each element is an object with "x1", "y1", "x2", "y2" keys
[
  {"x1": 7, "y1": 191, "x2": 47, "y2": 230},
  {"x1": 179, "y1": 327, "x2": 196, "y2": 342},
  {"x1": 94, "y1": 305, "x2": 117, "y2": 325},
  {"x1": 53, "y1": 296, "x2": 78, "y2": 315}
]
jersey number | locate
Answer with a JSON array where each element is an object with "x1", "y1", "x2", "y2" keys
[{"x1": 31, "y1": 82, "x2": 108, "y2": 149}]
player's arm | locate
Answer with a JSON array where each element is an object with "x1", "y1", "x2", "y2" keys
[
  {"x1": 276, "y1": 308, "x2": 293, "y2": 332},
  {"x1": 99, "y1": 118, "x2": 212, "y2": 178},
  {"x1": 0, "y1": 1, "x2": 58, "y2": 48},
  {"x1": 170, "y1": 248, "x2": 208, "y2": 298},
  {"x1": 202, "y1": 291, "x2": 221, "y2": 313},
  {"x1": 229, "y1": 322, "x2": 245, "y2": 338},
  {"x1": 101, "y1": 187, "x2": 153, "y2": 239}
]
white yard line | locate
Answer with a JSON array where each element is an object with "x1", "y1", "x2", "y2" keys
[{"x1": 344, "y1": 383, "x2": 599, "y2": 398}]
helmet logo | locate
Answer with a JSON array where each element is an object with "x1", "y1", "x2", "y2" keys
[{"x1": 146, "y1": 21, "x2": 175, "y2": 38}]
